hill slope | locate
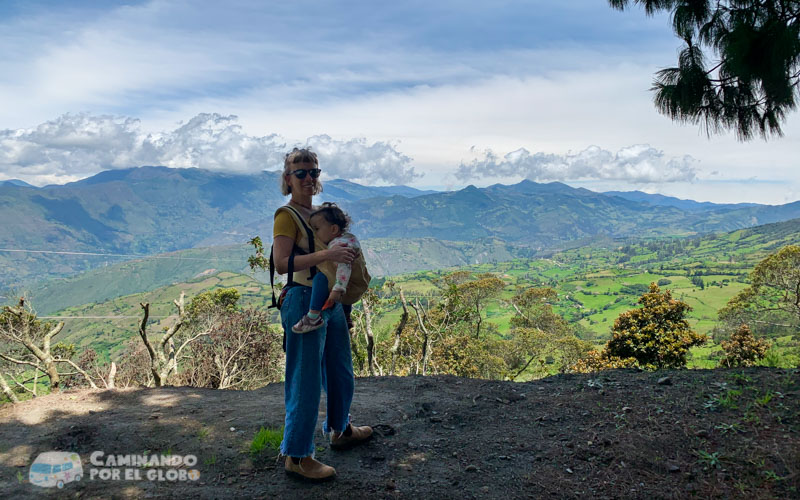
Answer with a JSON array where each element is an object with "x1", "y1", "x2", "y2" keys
[
  {"x1": 384, "y1": 217, "x2": 800, "y2": 342},
  {"x1": 23, "y1": 236, "x2": 534, "y2": 315},
  {"x1": 43, "y1": 218, "x2": 799, "y2": 360}
]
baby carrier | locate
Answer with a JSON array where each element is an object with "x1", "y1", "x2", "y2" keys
[{"x1": 268, "y1": 205, "x2": 371, "y2": 309}]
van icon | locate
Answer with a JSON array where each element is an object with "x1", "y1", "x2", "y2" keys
[{"x1": 29, "y1": 452, "x2": 83, "y2": 488}]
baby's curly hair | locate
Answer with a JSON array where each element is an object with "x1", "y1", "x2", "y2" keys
[{"x1": 310, "y1": 202, "x2": 351, "y2": 232}]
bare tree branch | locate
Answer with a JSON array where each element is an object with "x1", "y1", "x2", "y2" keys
[
  {"x1": 138, "y1": 303, "x2": 157, "y2": 362},
  {"x1": 53, "y1": 359, "x2": 98, "y2": 389},
  {"x1": 0, "y1": 352, "x2": 46, "y2": 370},
  {"x1": 161, "y1": 292, "x2": 186, "y2": 347},
  {"x1": 0, "y1": 372, "x2": 20, "y2": 402},
  {"x1": 390, "y1": 288, "x2": 409, "y2": 376},
  {"x1": 409, "y1": 298, "x2": 432, "y2": 376},
  {"x1": 8, "y1": 373, "x2": 36, "y2": 396}
]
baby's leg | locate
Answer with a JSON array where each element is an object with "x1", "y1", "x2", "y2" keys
[
  {"x1": 291, "y1": 273, "x2": 330, "y2": 334},
  {"x1": 308, "y1": 272, "x2": 329, "y2": 314}
]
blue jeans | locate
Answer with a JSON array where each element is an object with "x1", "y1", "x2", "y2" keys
[
  {"x1": 309, "y1": 272, "x2": 329, "y2": 312},
  {"x1": 279, "y1": 285, "x2": 354, "y2": 458}
]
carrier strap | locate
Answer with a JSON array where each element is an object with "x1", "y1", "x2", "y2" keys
[{"x1": 268, "y1": 204, "x2": 320, "y2": 352}]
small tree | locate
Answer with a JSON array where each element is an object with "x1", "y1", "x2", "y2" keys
[
  {"x1": 432, "y1": 334, "x2": 508, "y2": 379},
  {"x1": 719, "y1": 324, "x2": 771, "y2": 367},
  {"x1": 605, "y1": 283, "x2": 706, "y2": 369},
  {"x1": 114, "y1": 338, "x2": 154, "y2": 388},
  {"x1": 0, "y1": 298, "x2": 96, "y2": 391},
  {"x1": 440, "y1": 272, "x2": 504, "y2": 338},
  {"x1": 386, "y1": 284, "x2": 410, "y2": 376},
  {"x1": 351, "y1": 288, "x2": 387, "y2": 376},
  {"x1": 506, "y1": 287, "x2": 591, "y2": 379},
  {"x1": 570, "y1": 349, "x2": 638, "y2": 373},
  {"x1": 186, "y1": 288, "x2": 240, "y2": 318},
  {"x1": 137, "y1": 292, "x2": 203, "y2": 387},
  {"x1": 178, "y1": 308, "x2": 283, "y2": 390},
  {"x1": 74, "y1": 349, "x2": 118, "y2": 389},
  {"x1": 719, "y1": 245, "x2": 800, "y2": 336}
]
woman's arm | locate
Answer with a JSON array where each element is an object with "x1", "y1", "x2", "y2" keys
[{"x1": 273, "y1": 235, "x2": 355, "y2": 275}]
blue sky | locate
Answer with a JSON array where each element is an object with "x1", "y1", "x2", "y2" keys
[{"x1": 0, "y1": 0, "x2": 797, "y2": 203}]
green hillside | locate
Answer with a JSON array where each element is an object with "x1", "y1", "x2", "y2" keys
[
  {"x1": 49, "y1": 218, "x2": 799, "y2": 366},
  {"x1": 50, "y1": 271, "x2": 276, "y2": 360},
  {"x1": 26, "y1": 245, "x2": 256, "y2": 315},
  {"x1": 20, "y1": 237, "x2": 535, "y2": 315},
  {"x1": 381, "y1": 218, "x2": 800, "y2": 362}
]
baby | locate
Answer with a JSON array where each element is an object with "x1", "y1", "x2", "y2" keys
[{"x1": 292, "y1": 202, "x2": 359, "y2": 333}]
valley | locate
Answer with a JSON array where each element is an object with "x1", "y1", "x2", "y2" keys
[{"x1": 31, "y1": 217, "x2": 800, "y2": 370}]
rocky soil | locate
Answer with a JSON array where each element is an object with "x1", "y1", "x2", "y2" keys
[{"x1": 1, "y1": 368, "x2": 798, "y2": 499}]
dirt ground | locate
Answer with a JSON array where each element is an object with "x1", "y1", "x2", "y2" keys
[{"x1": 1, "y1": 368, "x2": 798, "y2": 499}]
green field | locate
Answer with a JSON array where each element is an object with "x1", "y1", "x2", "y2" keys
[{"x1": 377, "y1": 221, "x2": 799, "y2": 363}]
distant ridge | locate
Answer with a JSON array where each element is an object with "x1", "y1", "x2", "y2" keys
[
  {"x1": 604, "y1": 190, "x2": 763, "y2": 212},
  {"x1": 0, "y1": 179, "x2": 36, "y2": 188},
  {"x1": 324, "y1": 179, "x2": 438, "y2": 200}
]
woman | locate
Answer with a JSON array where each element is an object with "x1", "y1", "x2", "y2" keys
[{"x1": 273, "y1": 148, "x2": 373, "y2": 481}]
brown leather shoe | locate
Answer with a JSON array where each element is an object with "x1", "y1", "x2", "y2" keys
[
  {"x1": 330, "y1": 423, "x2": 373, "y2": 450},
  {"x1": 284, "y1": 456, "x2": 336, "y2": 481}
]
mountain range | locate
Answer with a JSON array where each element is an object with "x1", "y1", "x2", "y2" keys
[
  {"x1": 602, "y1": 190, "x2": 762, "y2": 212},
  {"x1": 2, "y1": 166, "x2": 800, "y2": 290}
]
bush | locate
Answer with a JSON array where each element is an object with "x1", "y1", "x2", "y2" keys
[
  {"x1": 177, "y1": 309, "x2": 283, "y2": 390},
  {"x1": 657, "y1": 278, "x2": 672, "y2": 286},
  {"x1": 570, "y1": 350, "x2": 638, "y2": 373},
  {"x1": 433, "y1": 334, "x2": 508, "y2": 379},
  {"x1": 573, "y1": 284, "x2": 706, "y2": 372},
  {"x1": 605, "y1": 283, "x2": 706, "y2": 369},
  {"x1": 719, "y1": 324, "x2": 771, "y2": 368}
]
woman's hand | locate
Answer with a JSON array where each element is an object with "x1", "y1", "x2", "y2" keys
[{"x1": 326, "y1": 243, "x2": 356, "y2": 264}]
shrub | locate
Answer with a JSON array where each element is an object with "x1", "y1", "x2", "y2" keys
[
  {"x1": 570, "y1": 350, "x2": 637, "y2": 373},
  {"x1": 606, "y1": 283, "x2": 706, "y2": 369},
  {"x1": 719, "y1": 324, "x2": 771, "y2": 368},
  {"x1": 177, "y1": 309, "x2": 283, "y2": 390},
  {"x1": 573, "y1": 283, "x2": 706, "y2": 372},
  {"x1": 433, "y1": 334, "x2": 508, "y2": 379}
]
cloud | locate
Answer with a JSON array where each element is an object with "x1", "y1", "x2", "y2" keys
[
  {"x1": 457, "y1": 144, "x2": 699, "y2": 183},
  {"x1": 0, "y1": 113, "x2": 419, "y2": 185},
  {"x1": 305, "y1": 135, "x2": 420, "y2": 185}
]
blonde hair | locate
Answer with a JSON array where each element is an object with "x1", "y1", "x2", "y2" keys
[{"x1": 280, "y1": 147, "x2": 323, "y2": 196}]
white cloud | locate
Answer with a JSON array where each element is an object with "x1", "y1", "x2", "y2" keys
[
  {"x1": 305, "y1": 135, "x2": 420, "y2": 185},
  {"x1": 457, "y1": 144, "x2": 699, "y2": 183},
  {"x1": 0, "y1": 113, "x2": 419, "y2": 185}
]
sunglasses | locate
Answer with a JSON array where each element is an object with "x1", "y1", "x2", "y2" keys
[{"x1": 289, "y1": 168, "x2": 321, "y2": 179}]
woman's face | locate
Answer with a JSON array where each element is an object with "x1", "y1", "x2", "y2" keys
[{"x1": 285, "y1": 162, "x2": 319, "y2": 197}]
